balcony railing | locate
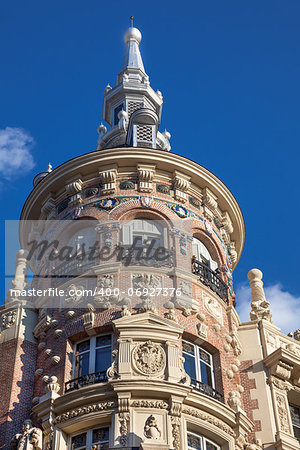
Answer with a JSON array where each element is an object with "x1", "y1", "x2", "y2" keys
[
  {"x1": 191, "y1": 378, "x2": 224, "y2": 402},
  {"x1": 51, "y1": 258, "x2": 95, "y2": 287},
  {"x1": 192, "y1": 259, "x2": 228, "y2": 302},
  {"x1": 65, "y1": 371, "x2": 107, "y2": 393}
]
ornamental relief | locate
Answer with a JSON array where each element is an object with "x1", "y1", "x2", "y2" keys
[
  {"x1": 203, "y1": 294, "x2": 223, "y2": 325},
  {"x1": 1, "y1": 310, "x2": 17, "y2": 330},
  {"x1": 132, "y1": 340, "x2": 166, "y2": 377},
  {"x1": 275, "y1": 393, "x2": 291, "y2": 433}
]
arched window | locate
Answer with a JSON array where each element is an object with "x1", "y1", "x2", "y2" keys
[
  {"x1": 187, "y1": 432, "x2": 220, "y2": 450},
  {"x1": 121, "y1": 218, "x2": 169, "y2": 266},
  {"x1": 122, "y1": 218, "x2": 167, "y2": 247},
  {"x1": 192, "y1": 237, "x2": 218, "y2": 271}
]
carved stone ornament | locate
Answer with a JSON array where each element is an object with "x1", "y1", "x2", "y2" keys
[
  {"x1": 1, "y1": 310, "x2": 17, "y2": 329},
  {"x1": 144, "y1": 415, "x2": 161, "y2": 440},
  {"x1": 171, "y1": 416, "x2": 181, "y2": 450},
  {"x1": 275, "y1": 392, "x2": 291, "y2": 433},
  {"x1": 107, "y1": 349, "x2": 118, "y2": 379},
  {"x1": 268, "y1": 375, "x2": 292, "y2": 392},
  {"x1": 248, "y1": 269, "x2": 273, "y2": 323},
  {"x1": 203, "y1": 294, "x2": 223, "y2": 324},
  {"x1": 244, "y1": 439, "x2": 262, "y2": 450},
  {"x1": 227, "y1": 390, "x2": 241, "y2": 409},
  {"x1": 132, "y1": 340, "x2": 166, "y2": 376},
  {"x1": 119, "y1": 412, "x2": 130, "y2": 446},
  {"x1": 10, "y1": 420, "x2": 43, "y2": 450}
]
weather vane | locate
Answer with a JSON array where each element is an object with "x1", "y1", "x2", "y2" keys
[{"x1": 130, "y1": 16, "x2": 134, "y2": 27}]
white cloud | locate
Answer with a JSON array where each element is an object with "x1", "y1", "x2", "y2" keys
[
  {"x1": 236, "y1": 282, "x2": 300, "y2": 334},
  {"x1": 0, "y1": 127, "x2": 35, "y2": 180}
]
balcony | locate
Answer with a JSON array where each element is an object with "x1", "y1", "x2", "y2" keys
[
  {"x1": 65, "y1": 371, "x2": 107, "y2": 393},
  {"x1": 192, "y1": 259, "x2": 228, "y2": 302},
  {"x1": 191, "y1": 378, "x2": 224, "y2": 402}
]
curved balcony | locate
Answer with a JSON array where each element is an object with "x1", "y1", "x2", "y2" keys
[
  {"x1": 192, "y1": 258, "x2": 228, "y2": 302},
  {"x1": 65, "y1": 371, "x2": 108, "y2": 393},
  {"x1": 190, "y1": 378, "x2": 224, "y2": 402}
]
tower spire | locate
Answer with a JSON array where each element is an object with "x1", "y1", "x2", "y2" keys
[{"x1": 120, "y1": 21, "x2": 145, "y2": 73}]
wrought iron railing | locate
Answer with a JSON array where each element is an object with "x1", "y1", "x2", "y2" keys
[
  {"x1": 65, "y1": 371, "x2": 107, "y2": 393},
  {"x1": 51, "y1": 258, "x2": 95, "y2": 287},
  {"x1": 192, "y1": 259, "x2": 228, "y2": 302},
  {"x1": 190, "y1": 378, "x2": 224, "y2": 402}
]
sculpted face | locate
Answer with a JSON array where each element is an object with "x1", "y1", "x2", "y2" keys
[{"x1": 22, "y1": 420, "x2": 32, "y2": 432}]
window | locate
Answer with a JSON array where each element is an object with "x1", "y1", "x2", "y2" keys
[
  {"x1": 71, "y1": 427, "x2": 109, "y2": 449},
  {"x1": 290, "y1": 404, "x2": 300, "y2": 441},
  {"x1": 75, "y1": 335, "x2": 112, "y2": 378},
  {"x1": 183, "y1": 341, "x2": 214, "y2": 388},
  {"x1": 187, "y1": 432, "x2": 220, "y2": 450},
  {"x1": 192, "y1": 238, "x2": 218, "y2": 271}
]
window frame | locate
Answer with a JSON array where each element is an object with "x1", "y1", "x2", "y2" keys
[
  {"x1": 73, "y1": 334, "x2": 112, "y2": 379},
  {"x1": 182, "y1": 340, "x2": 215, "y2": 389},
  {"x1": 187, "y1": 431, "x2": 220, "y2": 450},
  {"x1": 290, "y1": 403, "x2": 300, "y2": 441},
  {"x1": 70, "y1": 426, "x2": 110, "y2": 450}
]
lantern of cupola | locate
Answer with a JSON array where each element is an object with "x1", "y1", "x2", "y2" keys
[{"x1": 97, "y1": 24, "x2": 171, "y2": 151}]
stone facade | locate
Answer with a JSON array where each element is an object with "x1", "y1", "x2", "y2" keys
[{"x1": 0, "y1": 23, "x2": 299, "y2": 450}]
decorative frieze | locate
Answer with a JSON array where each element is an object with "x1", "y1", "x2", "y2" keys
[
  {"x1": 53, "y1": 401, "x2": 117, "y2": 424},
  {"x1": 182, "y1": 407, "x2": 235, "y2": 437}
]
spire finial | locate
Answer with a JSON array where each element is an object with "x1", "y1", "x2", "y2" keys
[
  {"x1": 130, "y1": 16, "x2": 134, "y2": 28},
  {"x1": 47, "y1": 162, "x2": 52, "y2": 173}
]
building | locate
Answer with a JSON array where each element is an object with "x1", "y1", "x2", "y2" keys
[{"x1": 0, "y1": 22, "x2": 300, "y2": 450}]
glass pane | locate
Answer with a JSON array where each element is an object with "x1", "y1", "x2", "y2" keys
[
  {"x1": 95, "y1": 347, "x2": 111, "y2": 373},
  {"x1": 200, "y1": 361, "x2": 213, "y2": 387},
  {"x1": 199, "y1": 349, "x2": 211, "y2": 365},
  {"x1": 91, "y1": 444, "x2": 109, "y2": 450},
  {"x1": 206, "y1": 441, "x2": 218, "y2": 450},
  {"x1": 132, "y1": 235, "x2": 143, "y2": 246},
  {"x1": 184, "y1": 353, "x2": 196, "y2": 380},
  {"x1": 76, "y1": 352, "x2": 90, "y2": 377},
  {"x1": 71, "y1": 432, "x2": 86, "y2": 449},
  {"x1": 96, "y1": 335, "x2": 112, "y2": 348},
  {"x1": 182, "y1": 342, "x2": 195, "y2": 356},
  {"x1": 92, "y1": 427, "x2": 109, "y2": 443},
  {"x1": 293, "y1": 426, "x2": 300, "y2": 441},
  {"x1": 290, "y1": 405, "x2": 300, "y2": 427},
  {"x1": 187, "y1": 433, "x2": 202, "y2": 449},
  {"x1": 77, "y1": 340, "x2": 90, "y2": 353}
]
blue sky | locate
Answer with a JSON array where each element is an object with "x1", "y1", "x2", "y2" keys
[{"x1": 0, "y1": 0, "x2": 299, "y2": 331}]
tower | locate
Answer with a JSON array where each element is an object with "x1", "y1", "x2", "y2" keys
[{"x1": 1, "y1": 22, "x2": 300, "y2": 450}]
